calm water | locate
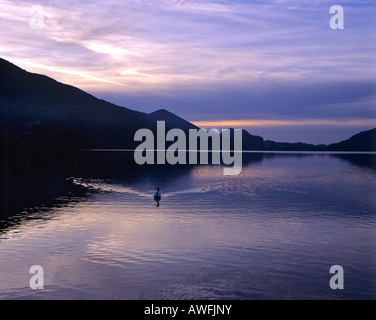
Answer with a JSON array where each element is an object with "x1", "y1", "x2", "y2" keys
[{"x1": 0, "y1": 153, "x2": 375, "y2": 300}]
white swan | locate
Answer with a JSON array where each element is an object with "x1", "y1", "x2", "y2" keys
[{"x1": 154, "y1": 187, "x2": 161, "y2": 206}]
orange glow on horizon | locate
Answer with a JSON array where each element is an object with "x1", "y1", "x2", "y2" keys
[{"x1": 192, "y1": 119, "x2": 376, "y2": 128}]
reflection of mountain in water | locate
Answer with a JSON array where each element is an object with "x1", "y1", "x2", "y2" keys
[
  {"x1": 1, "y1": 151, "x2": 375, "y2": 233},
  {"x1": 332, "y1": 153, "x2": 376, "y2": 169},
  {"x1": 0, "y1": 150, "x2": 193, "y2": 232}
]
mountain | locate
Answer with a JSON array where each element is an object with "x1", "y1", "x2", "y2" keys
[
  {"x1": 149, "y1": 109, "x2": 199, "y2": 131},
  {"x1": 241, "y1": 130, "x2": 266, "y2": 150},
  {"x1": 328, "y1": 128, "x2": 376, "y2": 152},
  {"x1": 0, "y1": 57, "x2": 375, "y2": 153},
  {"x1": 263, "y1": 140, "x2": 322, "y2": 151},
  {"x1": 222, "y1": 128, "x2": 321, "y2": 151},
  {"x1": 0, "y1": 57, "x2": 155, "y2": 149}
]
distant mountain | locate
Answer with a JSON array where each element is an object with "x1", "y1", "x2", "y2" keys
[
  {"x1": 241, "y1": 130, "x2": 266, "y2": 150},
  {"x1": 0, "y1": 57, "x2": 375, "y2": 153},
  {"x1": 219, "y1": 129, "x2": 266, "y2": 151},
  {"x1": 222, "y1": 128, "x2": 321, "y2": 151},
  {"x1": 263, "y1": 140, "x2": 322, "y2": 151},
  {"x1": 328, "y1": 128, "x2": 376, "y2": 152},
  {"x1": 149, "y1": 109, "x2": 199, "y2": 131}
]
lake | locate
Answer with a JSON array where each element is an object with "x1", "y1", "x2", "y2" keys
[{"x1": 0, "y1": 153, "x2": 375, "y2": 300}]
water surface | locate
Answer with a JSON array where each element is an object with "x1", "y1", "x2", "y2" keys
[{"x1": 0, "y1": 153, "x2": 375, "y2": 300}]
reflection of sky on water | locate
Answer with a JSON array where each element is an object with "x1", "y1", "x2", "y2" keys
[{"x1": 0, "y1": 154, "x2": 375, "y2": 299}]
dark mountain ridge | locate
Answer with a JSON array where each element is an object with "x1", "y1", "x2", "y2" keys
[
  {"x1": 149, "y1": 109, "x2": 199, "y2": 131},
  {"x1": 328, "y1": 128, "x2": 376, "y2": 152},
  {"x1": 0, "y1": 57, "x2": 375, "y2": 152},
  {"x1": 0, "y1": 58, "x2": 155, "y2": 149}
]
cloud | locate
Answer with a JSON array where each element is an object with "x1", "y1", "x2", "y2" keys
[
  {"x1": 1, "y1": 0, "x2": 375, "y2": 92},
  {"x1": 0, "y1": 0, "x2": 375, "y2": 143}
]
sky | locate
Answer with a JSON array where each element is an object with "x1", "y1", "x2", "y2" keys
[{"x1": 0, "y1": 0, "x2": 375, "y2": 144}]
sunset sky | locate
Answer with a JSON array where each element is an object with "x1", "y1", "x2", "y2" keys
[{"x1": 0, "y1": 0, "x2": 375, "y2": 144}]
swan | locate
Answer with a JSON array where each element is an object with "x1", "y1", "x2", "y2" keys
[{"x1": 154, "y1": 187, "x2": 161, "y2": 206}]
